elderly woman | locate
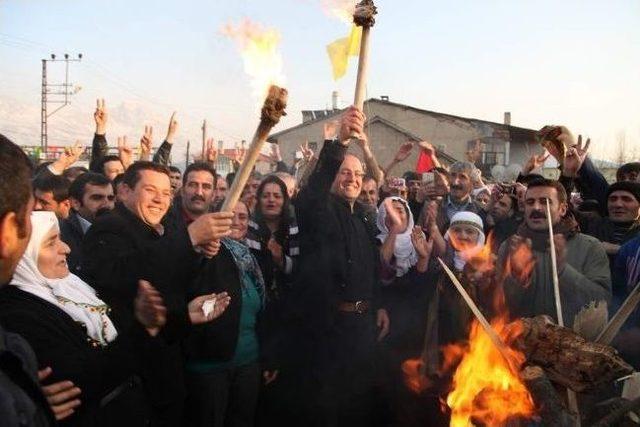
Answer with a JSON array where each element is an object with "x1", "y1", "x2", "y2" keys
[
  {"x1": 185, "y1": 200, "x2": 266, "y2": 427},
  {"x1": 422, "y1": 211, "x2": 487, "y2": 375},
  {"x1": 0, "y1": 211, "x2": 148, "y2": 426},
  {"x1": 0, "y1": 211, "x2": 230, "y2": 426}
]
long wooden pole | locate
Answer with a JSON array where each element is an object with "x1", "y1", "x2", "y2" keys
[
  {"x1": 546, "y1": 198, "x2": 564, "y2": 327},
  {"x1": 546, "y1": 198, "x2": 580, "y2": 425},
  {"x1": 201, "y1": 120, "x2": 207, "y2": 160},
  {"x1": 353, "y1": 26, "x2": 371, "y2": 110},
  {"x1": 437, "y1": 258, "x2": 519, "y2": 375},
  {"x1": 596, "y1": 281, "x2": 640, "y2": 345},
  {"x1": 221, "y1": 85, "x2": 287, "y2": 212}
]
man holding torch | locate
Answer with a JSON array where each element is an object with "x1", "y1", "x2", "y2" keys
[{"x1": 292, "y1": 106, "x2": 389, "y2": 426}]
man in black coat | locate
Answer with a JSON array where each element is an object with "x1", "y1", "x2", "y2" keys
[
  {"x1": 81, "y1": 161, "x2": 233, "y2": 425},
  {"x1": 60, "y1": 172, "x2": 115, "y2": 275},
  {"x1": 292, "y1": 107, "x2": 390, "y2": 427}
]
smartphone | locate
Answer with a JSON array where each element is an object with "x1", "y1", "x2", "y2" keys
[{"x1": 422, "y1": 172, "x2": 435, "y2": 185}]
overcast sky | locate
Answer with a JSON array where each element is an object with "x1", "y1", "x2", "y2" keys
[{"x1": 1, "y1": 0, "x2": 638, "y2": 163}]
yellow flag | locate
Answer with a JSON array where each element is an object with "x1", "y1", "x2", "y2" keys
[{"x1": 326, "y1": 25, "x2": 362, "y2": 80}]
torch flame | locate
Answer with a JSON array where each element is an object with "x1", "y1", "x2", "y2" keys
[
  {"x1": 320, "y1": 0, "x2": 356, "y2": 25},
  {"x1": 221, "y1": 19, "x2": 286, "y2": 101}
]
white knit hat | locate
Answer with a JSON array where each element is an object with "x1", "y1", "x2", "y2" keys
[{"x1": 445, "y1": 211, "x2": 485, "y2": 247}]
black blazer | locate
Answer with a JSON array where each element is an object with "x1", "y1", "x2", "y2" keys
[
  {"x1": 0, "y1": 287, "x2": 149, "y2": 426},
  {"x1": 81, "y1": 203, "x2": 196, "y2": 406}
]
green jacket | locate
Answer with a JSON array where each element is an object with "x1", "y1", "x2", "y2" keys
[{"x1": 498, "y1": 232, "x2": 611, "y2": 328}]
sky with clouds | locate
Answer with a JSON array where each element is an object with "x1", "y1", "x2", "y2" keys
[{"x1": 1, "y1": 0, "x2": 638, "y2": 164}]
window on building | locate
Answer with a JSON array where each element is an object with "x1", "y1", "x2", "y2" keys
[{"x1": 471, "y1": 140, "x2": 506, "y2": 166}]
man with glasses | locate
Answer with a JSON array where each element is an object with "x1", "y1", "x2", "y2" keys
[{"x1": 61, "y1": 172, "x2": 115, "y2": 274}]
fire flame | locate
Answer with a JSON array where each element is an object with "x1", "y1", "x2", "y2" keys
[
  {"x1": 221, "y1": 19, "x2": 286, "y2": 101},
  {"x1": 403, "y1": 232, "x2": 538, "y2": 426},
  {"x1": 320, "y1": 0, "x2": 356, "y2": 25},
  {"x1": 446, "y1": 318, "x2": 535, "y2": 427}
]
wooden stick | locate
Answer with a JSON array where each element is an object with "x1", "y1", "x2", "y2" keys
[
  {"x1": 201, "y1": 120, "x2": 207, "y2": 159},
  {"x1": 436, "y1": 257, "x2": 519, "y2": 375},
  {"x1": 349, "y1": 0, "x2": 377, "y2": 137},
  {"x1": 546, "y1": 198, "x2": 564, "y2": 327},
  {"x1": 596, "y1": 281, "x2": 640, "y2": 345},
  {"x1": 221, "y1": 86, "x2": 288, "y2": 212},
  {"x1": 353, "y1": 26, "x2": 371, "y2": 111},
  {"x1": 546, "y1": 198, "x2": 580, "y2": 425}
]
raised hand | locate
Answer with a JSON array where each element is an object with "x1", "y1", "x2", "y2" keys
[
  {"x1": 394, "y1": 141, "x2": 413, "y2": 162},
  {"x1": 562, "y1": 135, "x2": 591, "y2": 178},
  {"x1": 338, "y1": 106, "x2": 366, "y2": 144},
  {"x1": 139, "y1": 126, "x2": 153, "y2": 161},
  {"x1": 269, "y1": 143, "x2": 282, "y2": 164},
  {"x1": 165, "y1": 111, "x2": 178, "y2": 144},
  {"x1": 205, "y1": 138, "x2": 218, "y2": 164},
  {"x1": 134, "y1": 280, "x2": 166, "y2": 336},
  {"x1": 522, "y1": 151, "x2": 550, "y2": 176},
  {"x1": 323, "y1": 120, "x2": 339, "y2": 141},
  {"x1": 38, "y1": 367, "x2": 82, "y2": 421},
  {"x1": 94, "y1": 98, "x2": 107, "y2": 135},
  {"x1": 411, "y1": 226, "x2": 433, "y2": 259},
  {"x1": 51, "y1": 141, "x2": 85, "y2": 174},
  {"x1": 418, "y1": 140, "x2": 436, "y2": 156},
  {"x1": 384, "y1": 198, "x2": 405, "y2": 234},
  {"x1": 117, "y1": 136, "x2": 133, "y2": 169},
  {"x1": 187, "y1": 211, "x2": 234, "y2": 246},
  {"x1": 505, "y1": 235, "x2": 534, "y2": 282},
  {"x1": 300, "y1": 141, "x2": 314, "y2": 161},
  {"x1": 188, "y1": 292, "x2": 231, "y2": 324}
]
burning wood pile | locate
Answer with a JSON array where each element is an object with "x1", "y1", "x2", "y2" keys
[{"x1": 403, "y1": 233, "x2": 636, "y2": 427}]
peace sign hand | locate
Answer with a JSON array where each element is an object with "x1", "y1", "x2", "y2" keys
[
  {"x1": 94, "y1": 98, "x2": 108, "y2": 135},
  {"x1": 563, "y1": 135, "x2": 591, "y2": 178},
  {"x1": 117, "y1": 136, "x2": 133, "y2": 169},
  {"x1": 140, "y1": 126, "x2": 153, "y2": 160}
]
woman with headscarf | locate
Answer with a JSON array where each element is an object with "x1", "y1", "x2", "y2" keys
[
  {"x1": 0, "y1": 211, "x2": 149, "y2": 426},
  {"x1": 184, "y1": 200, "x2": 266, "y2": 427},
  {"x1": 0, "y1": 211, "x2": 230, "y2": 426},
  {"x1": 375, "y1": 197, "x2": 435, "y2": 425},
  {"x1": 422, "y1": 211, "x2": 487, "y2": 377}
]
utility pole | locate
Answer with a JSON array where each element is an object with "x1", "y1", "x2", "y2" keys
[
  {"x1": 201, "y1": 119, "x2": 207, "y2": 160},
  {"x1": 41, "y1": 53, "x2": 82, "y2": 154},
  {"x1": 185, "y1": 140, "x2": 190, "y2": 169}
]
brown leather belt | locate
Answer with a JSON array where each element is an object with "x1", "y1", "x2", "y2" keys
[{"x1": 338, "y1": 300, "x2": 370, "y2": 314}]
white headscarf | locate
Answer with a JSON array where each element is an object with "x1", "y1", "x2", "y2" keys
[
  {"x1": 444, "y1": 211, "x2": 485, "y2": 271},
  {"x1": 11, "y1": 211, "x2": 118, "y2": 346},
  {"x1": 376, "y1": 197, "x2": 418, "y2": 277}
]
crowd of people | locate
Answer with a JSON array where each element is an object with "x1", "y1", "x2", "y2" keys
[{"x1": 1, "y1": 99, "x2": 640, "y2": 427}]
